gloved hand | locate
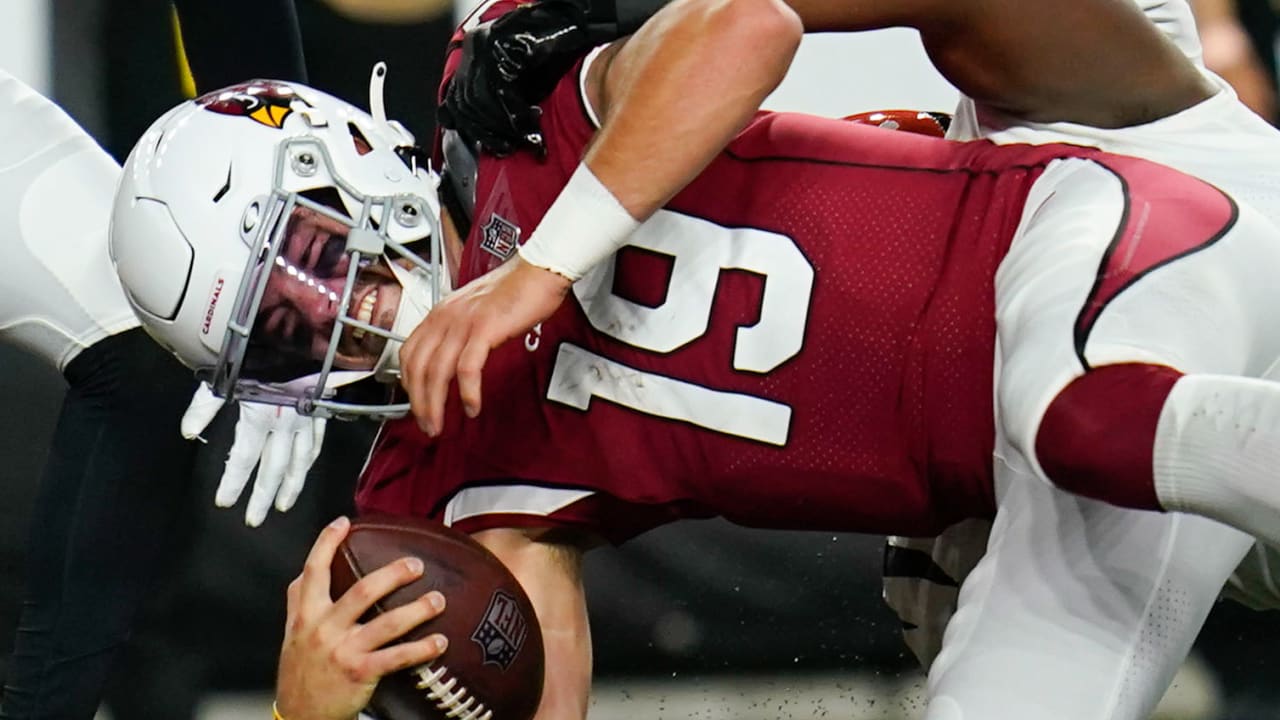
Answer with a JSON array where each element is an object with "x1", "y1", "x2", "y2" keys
[
  {"x1": 182, "y1": 383, "x2": 327, "y2": 527},
  {"x1": 440, "y1": 0, "x2": 598, "y2": 156}
]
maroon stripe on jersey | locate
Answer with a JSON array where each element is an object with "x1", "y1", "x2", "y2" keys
[
  {"x1": 721, "y1": 146, "x2": 1055, "y2": 177},
  {"x1": 1073, "y1": 159, "x2": 1238, "y2": 369},
  {"x1": 449, "y1": 512, "x2": 590, "y2": 537},
  {"x1": 402, "y1": 484, "x2": 710, "y2": 546}
]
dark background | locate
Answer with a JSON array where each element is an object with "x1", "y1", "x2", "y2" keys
[{"x1": 0, "y1": 339, "x2": 915, "y2": 715}]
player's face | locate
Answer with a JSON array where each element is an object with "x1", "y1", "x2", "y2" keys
[{"x1": 255, "y1": 206, "x2": 407, "y2": 370}]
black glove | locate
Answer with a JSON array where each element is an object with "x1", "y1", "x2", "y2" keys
[
  {"x1": 439, "y1": 24, "x2": 547, "y2": 157},
  {"x1": 440, "y1": 0, "x2": 599, "y2": 157}
]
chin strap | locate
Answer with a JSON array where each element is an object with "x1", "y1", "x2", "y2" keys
[{"x1": 372, "y1": 260, "x2": 440, "y2": 382}]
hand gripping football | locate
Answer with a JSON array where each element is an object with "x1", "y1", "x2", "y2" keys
[{"x1": 330, "y1": 515, "x2": 544, "y2": 720}]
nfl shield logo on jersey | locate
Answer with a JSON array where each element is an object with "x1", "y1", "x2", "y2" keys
[
  {"x1": 470, "y1": 590, "x2": 529, "y2": 670},
  {"x1": 480, "y1": 213, "x2": 521, "y2": 261}
]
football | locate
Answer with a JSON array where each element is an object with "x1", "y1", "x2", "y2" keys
[{"x1": 330, "y1": 515, "x2": 544, "y2": 720}]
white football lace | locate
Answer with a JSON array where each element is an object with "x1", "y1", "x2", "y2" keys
[{"x1": 413, "y1": 663, "x2": 493, "y2": 720}]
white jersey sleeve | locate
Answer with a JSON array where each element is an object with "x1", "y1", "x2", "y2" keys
[
  {"x1": 882, "y1": 514, "x2": 1280, "y2": 674},
  {"x1": 892, "y1": 0, "x2": 1211, "y2": 670},
  {"x1": 0, "y1": 70, "x2": 139, "y2": 372},
  {"x1": 940, "y1": 0, "x2": 1280, "y2": 630}
]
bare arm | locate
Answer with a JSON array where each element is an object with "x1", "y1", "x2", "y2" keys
[
  {"x1": 706, "y1": 0, "x2": 1212, "y2": 128},
  {"x1": 581, "y1": 0, "x2": 1214, "y2": 220},
  {"x1": 585, "y1": 0, "x2": 802, "y2": 220},
  {"x1": 472, "y1": 528, "x2": 593, "y2": 720},
  {"x1": 912, "y1": 0, "x2": 1215, "y2": 127}
]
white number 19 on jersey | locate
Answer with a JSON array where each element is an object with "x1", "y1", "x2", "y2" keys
[{"x1": 545, "y1": 210, "x2": 814, "y2": 446}]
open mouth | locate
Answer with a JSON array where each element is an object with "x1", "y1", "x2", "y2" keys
[
  {"x1": 340, "y1": 272, "x2": 404, "y2": 360},
  {"x1": 352, "y1": 287, "x2": 379, "y2": 339}
]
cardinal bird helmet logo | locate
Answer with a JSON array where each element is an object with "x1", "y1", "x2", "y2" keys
[{"x1": 196, "y1": 80, "x2": 308, "y2": 129}]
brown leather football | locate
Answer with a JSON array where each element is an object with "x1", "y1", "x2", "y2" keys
[{"x1": 330, "y1": 514, "x2": 544, "y2": 720}]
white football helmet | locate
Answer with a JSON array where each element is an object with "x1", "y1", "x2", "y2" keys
[{"x1": 111, "y1": 66, "x2": 445, "y2": 419}]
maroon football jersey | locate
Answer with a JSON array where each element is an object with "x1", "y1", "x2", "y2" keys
[{"x1": 357, "y1": 57, "x2": 1164, "y2": 543}]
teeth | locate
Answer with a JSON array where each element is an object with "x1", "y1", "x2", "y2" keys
[
  {"x1": 360, "y1": 289, "x2": 378, "y2": 324},
  {"x1": 351, "y1": 288, "x2": 378, "y2": 340}
]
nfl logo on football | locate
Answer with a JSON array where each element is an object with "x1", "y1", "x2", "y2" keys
[
  {"x1": 480, "y1": 213, "x2": 521, "y2": 261},
  {"x1": 470, "y1": 590, "x2": 529, "y2": 670}
]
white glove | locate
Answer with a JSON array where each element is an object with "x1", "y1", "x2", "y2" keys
[{"x1": 182, "y1": 382, "x2": 328, "y2": 527}]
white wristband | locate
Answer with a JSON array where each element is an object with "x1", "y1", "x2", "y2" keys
[{"x1": 518, "y1": 162, "x2": 640, "y2": 281}]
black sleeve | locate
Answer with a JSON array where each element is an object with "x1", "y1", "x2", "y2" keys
[
  {"x1": 172, "y1": 0, "x2": 308, "y2": 92},
  {"x1": 0, "y1": 329, "x2": 202, "y2": 719},
  {"x1": 612, "y1": 0, "x2": 672, "y2": 35},
  {"x1": 585, "y1": 0, "x2": 672, "y2": 40}
]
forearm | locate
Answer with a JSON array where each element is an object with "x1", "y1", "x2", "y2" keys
[
  {"x1": 921, "y1": 0, "x2": 1213, "y2": 127},
  {"x1": 516, "y1": 0, "x2": 800, "y2": 280},
  {"x1": 583, "y1": 0, "x2": 1211, "y2": 129},
  {"x1": 587, "y1": 0, "x2": 801, "y2": 220},
  {"x1": 172, "y1": 0, "x2": 307, "y2": 91}
]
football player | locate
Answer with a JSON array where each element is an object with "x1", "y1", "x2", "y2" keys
[
  {"x1": 108, "y1": 74, "x2": 456, "y2": 720},
  {"x1": 404, "y1": 0, "x2": 1232, "y2": 436},
  {"x1": 413, "y1": 6, "x2": 1280, "y2": 712},
  {"x1": 413, "y1": 0, "x2": 1280, "y2": 524},
  {"x1": 0, "y1": 3, "x2": 327, "y2": 717},
  {"x1": 437, "y1": 0, "x2": 1280, "y2": 690},
  {"x1": 114, "y1": 6, "x2": 1280, "y2": 713}
]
